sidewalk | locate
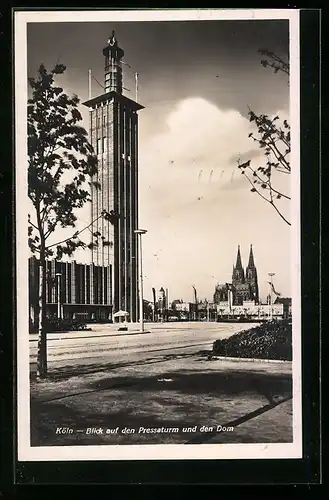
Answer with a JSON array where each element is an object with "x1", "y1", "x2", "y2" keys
[
  {"x1": 29, "y1": 324, "x2": 149, "y2": 341},
  {"x1": 195, "y1": 399, "x2": 293, "y2": 444},
  {"x1": 30, "y1": 355, "x2": 293, "y2": 446}
]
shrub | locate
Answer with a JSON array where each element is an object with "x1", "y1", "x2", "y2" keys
[
  {"x1": 213, "y1": 320, "x2": 292, "y2": 361},
  {"x1": 30, "y1": 317, "x2": 91, "y2": 333}
]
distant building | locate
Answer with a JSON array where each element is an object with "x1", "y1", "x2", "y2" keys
[
  {"x1": 172, "y1": 301, "x2": 191, "y2": 320},
  {"x1": 197, "y1": 301, "x2": 217, "y2": 321},
  {"x1": 232, "y1": 245, "x2": 259, "y2": 304},
  {"x1": 213, "y1": 245, "x2": 259, "y2": 306},
  {"x1": 274, "y1": 297, "x2": 292, "y2": 319},
  {"x1": 29, "y1": 256, "x2": 112, "y2": 325},
  {"x1": 216, "y1": 302, "x2": 286, "y2": 319},
  {"x1": 158, "y1": 287, "x2": 167, "y2": 310},
  {"x1": 174, "y1": 302, "x2": 190, "y2": 313},
  {"x1": 213, "y1": 283, "x2": 230, "y2": 303},
  {"x1": 154, "y1": 287, "x2": 168, "y2": 321}
]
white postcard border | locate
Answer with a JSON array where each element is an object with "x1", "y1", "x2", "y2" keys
[{"x1": 15, "y1": 8, "x2": 302, "y2": 462}]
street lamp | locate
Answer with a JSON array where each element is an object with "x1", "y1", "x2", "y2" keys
[
  {"x1": 55, "y1": 272, "x2": 62, "y2": 319},
  {"x1": 134, "y1": 229, "x2": 147, "y2": 332},
  {"x1": 268, "y1": 273, "x2": 275, "y2": 321}
]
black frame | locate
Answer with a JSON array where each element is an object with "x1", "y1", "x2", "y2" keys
[{"x1": 0, "y1": 6, "x2": 321, "y2": 489}]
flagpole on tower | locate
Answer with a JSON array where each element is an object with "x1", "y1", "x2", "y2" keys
[
  {"x1": 135, "y1": 72, "x2": 139, "y2": 103},
  {"x1": 268, "y1": 273, "x2": 275, "y2": 321},
  {"x1": 88, "y1": 69, "x2": 92, "y2": 100}
]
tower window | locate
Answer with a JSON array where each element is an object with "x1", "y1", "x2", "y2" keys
[
  {"x1": 103, "y1": 115, "x2": 106, "y2": 126},
  {"x1": 102, "y1": 137, "x2": 107, "y2": 154},
  {"x1": 97, "y1": 138, "x2": 102, "y2": 155}
]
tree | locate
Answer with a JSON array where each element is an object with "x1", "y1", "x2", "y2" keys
[
  {"x1": 238, "y1": 50, "x2": 291, "y2": 226},
  {"x1": 143, "y1": 300, "x2": 153, "y2": 321},
  {"x1": 28, "y1": 63, "x2": 117, "y2": 378}
]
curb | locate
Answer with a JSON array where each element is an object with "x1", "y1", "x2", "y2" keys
[
  {"x1": 208, "y1": 355, "x2": 291, "y2": 364},
  {"x1": 29, "y1": 330, "x2": 152, "y2": 342}
]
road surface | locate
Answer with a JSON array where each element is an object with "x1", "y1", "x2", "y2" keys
[
  {"x1": 29, "y1": 321, "x2": 258, "y2": 373},
  {"x1": 29, "y1": 322, "x2": 293, "y2": 448}
]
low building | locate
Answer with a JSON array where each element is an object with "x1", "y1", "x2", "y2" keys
[
  {"x1": 29, "y1": 256, "x2": 112, "y2": 326},
  {"x1": 274, "y1": 297, "x2": 292, "y2": 319},
  {"x1": 216, "y1": 301, "x2": 285, "y2": 319},
  {"x1": 175, "y1": 302, "x2": 191, "y2": 313},
  {"x1": 213, "y1": 284, "x2": 229, "y2": 303}
]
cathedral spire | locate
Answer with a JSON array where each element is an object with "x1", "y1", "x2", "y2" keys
[
  {"x1": 245, "y1": 244, "x2": 259, "y2": 304},
  {"x1": 235, "y1": 245, "x2": 243, "y2": 269},
  {"x1": 247, "y1": 244, "x2": 255, "y2": 268},
  {"x1": 232, "y1": 245, "x2": 245, "y2": 288}
]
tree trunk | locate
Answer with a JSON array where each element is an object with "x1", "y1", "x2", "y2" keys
[{"x1": 36, "y1": 249, "x2": 47, "y2": 378}]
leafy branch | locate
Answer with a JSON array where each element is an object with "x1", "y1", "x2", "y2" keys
[
  {"x1": 259, "y1": 49, "x2": 290, "y2": 77},
  {"x1": 27, "y1": 62, "x2": 121, "y2": 378},
  {"x1": 237, "y1": 49, "x2": 290, "y2": 226}
]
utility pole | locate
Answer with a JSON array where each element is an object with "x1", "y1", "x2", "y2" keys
[
  {"x1": 166, "y1": 288, "x2": 169, "y2": 321},
  {"x1": 152, "y1": 287, "x2": 156, "y2": 322},
  {"x1": 228, "y1": 286, "x2": 233, "y2": 320},
  {"x1": 192, "y1": 286, "x2": 198, "y2": 321}
]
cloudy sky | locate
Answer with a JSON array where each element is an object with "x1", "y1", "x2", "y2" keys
[{"x1": 26, "y1": 17, "x2": 292, "y2": 303}]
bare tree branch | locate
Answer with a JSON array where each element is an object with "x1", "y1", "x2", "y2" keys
[
  {"x1": 241, "y1": 162, "x2": 291, "y2": 200},
  {"x1": 240, "y1": 168, "x2": 291, "y2": 226}
]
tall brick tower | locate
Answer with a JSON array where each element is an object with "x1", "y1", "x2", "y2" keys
[
  {"x1": 83, "y1": 31, "x2": 144, "y2": 321},
  {"x1": 245, "y1": 244, "x2": 259, "y2": 304}
]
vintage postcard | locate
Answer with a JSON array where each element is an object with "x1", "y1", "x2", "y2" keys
[{"x1": 15, "y1": 8, "x2": 302, "y2": 462}]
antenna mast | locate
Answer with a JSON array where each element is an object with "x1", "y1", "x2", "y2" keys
[
  {"x1": 88, "y1": 69, "x2": 92, "y2": 99},
  {"x1": 135, "y1": 72, "x2": 139, "y2": 102}
]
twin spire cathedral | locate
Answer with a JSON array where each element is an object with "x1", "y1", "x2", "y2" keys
[
  {"x1": 232, "y1": 245, "x2": 259, "y2": 304},
  {"x1": 213, "y1": 245, "x2": 259, "y2": 306}
]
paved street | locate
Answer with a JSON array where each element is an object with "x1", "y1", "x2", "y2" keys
[
  {"x1": 29, "y1": 322, "x2": 293, "y2": 447},
  {"x1": 29, "y1": 321, "x2": 258, "y2": 373}
]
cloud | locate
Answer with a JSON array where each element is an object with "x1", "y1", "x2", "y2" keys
[
  {"x1": 141, "y1": 97, "x2": 253, "y2": 168},
  {"x1": 139, "y1": 97, "x2": 256, "y2": 218},
  {"x1": 31, "y1": 95, "x2": 291, "y2": 299},
  {"x1": 139, "y1": 97, "x2": 291, "y2": 300}
]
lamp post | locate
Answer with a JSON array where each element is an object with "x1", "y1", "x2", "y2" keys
[
  {"x1": 55, "y1": 272, "x2": 62, "y2": 320},
  {"x1": 268, "y1": 273, "x2": 275, "y2": 321},
  {"x1": 134, "y1": 229, "x2": 147, "y2": 332}
]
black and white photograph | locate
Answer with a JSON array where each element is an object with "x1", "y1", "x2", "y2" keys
[{"x1": 15, "y1": 9, "x2": 302, "y2": 461}]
